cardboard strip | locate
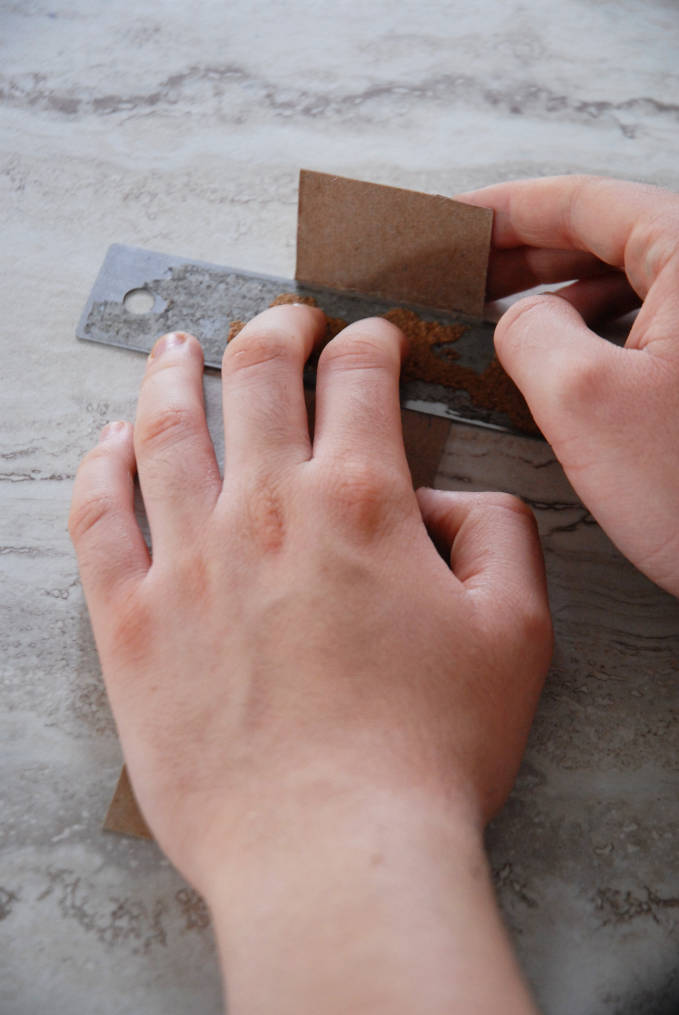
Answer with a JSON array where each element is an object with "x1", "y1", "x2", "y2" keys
[
  {"x1": 401, "y1": 410, "x2": 451, "y2": 491},
  {"x1": 296, "y1": 170, "x2": 492, "y2": 318},
  {"x1": 104, "y1": 765, "x2": 152, "y2": 839}
]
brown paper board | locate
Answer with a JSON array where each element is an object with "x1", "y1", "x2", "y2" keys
[
  {"x1": 296, "y1": 170, "x2": 492, "y2": 318},
  {"x1": 104, "y1": 765, "x2": 152, "y2": 839},
  {"x1": 401, "y1": 410, "x2": 451, "y2": 491}
]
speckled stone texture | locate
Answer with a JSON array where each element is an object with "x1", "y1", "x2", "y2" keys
[{"x1": 2, "y1": 2, "x2": 679, "y2": 1013}]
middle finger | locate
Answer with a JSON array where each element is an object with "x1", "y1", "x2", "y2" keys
[{"x1": 221, "y1": 304, "x2": 326, "y2": 473}]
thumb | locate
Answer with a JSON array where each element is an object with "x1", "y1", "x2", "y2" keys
[{"x1": 495, "y1": 293, "x2": 625, "y2": 450}]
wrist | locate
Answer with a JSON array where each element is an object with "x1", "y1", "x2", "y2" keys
[
  {"x1": 194, "y1": 763, "x2": 483, "y2": 904},
  {"x1": 198, "y1": 782, "x2": 537, "y2": 1015}
]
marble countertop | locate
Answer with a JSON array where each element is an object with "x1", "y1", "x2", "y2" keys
[{"x1": 2, "y1": 2, "x2": 678, "y2": 1012}]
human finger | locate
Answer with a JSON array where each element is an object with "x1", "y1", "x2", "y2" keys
[
  {"x1": 486, "y1": 246, "x2": 611, "y2": 300},
  {"x1": 493, "y1": 291, "x2": 679, "y2": 595},
  {"x1": 493, "y1": 292, "x2": 624, "y2": 441},
  {"x1": 221, "y1": 304, "x2": 326, "y2": 474},
  {"x1": 552, "y1": 272, "x2": 641, "y2": 327},
  {"x1": 458, "y1": 176, "x2": 679, "y2": 297},
  {"x1": 134, "y1": 332, "x2": 221, "y2": 554},
  {"x1": 416, "y1": 488, "x2": 550, "y2": 622},
  {"x1": 69, "y1": 421, "x2": 150, "y2": 618},
  {"x1": 312, "y1": 317, "x2": 409, "y2": 473}
]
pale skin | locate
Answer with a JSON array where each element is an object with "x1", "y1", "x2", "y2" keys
[
  {"x1": 459, "y1": 175, "x2": 679, "y2": 598},
  {"x1": 69, "y1": 176, "x2": 679, "y2": 1013}
]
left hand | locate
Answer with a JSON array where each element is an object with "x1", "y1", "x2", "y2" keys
[{"x1": 457, "y1": 175, "x2": 679, "y2": 596}]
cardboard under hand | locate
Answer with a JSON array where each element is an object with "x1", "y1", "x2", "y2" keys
[
  {"x1": 105, "y1": 171, "x2": 488, "y2": 838},
  {"x1": 104, "y1": 765, "x2": 152, "y2": 839},
  {"x1": 296, "y1": 170, "x2": 492, "y2": 318}
]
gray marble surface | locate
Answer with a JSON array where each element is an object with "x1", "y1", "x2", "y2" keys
[{"x1": 2, "y1": 2, "x2": 679, "y2": 1012}]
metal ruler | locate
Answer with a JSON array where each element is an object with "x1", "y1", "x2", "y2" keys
[{"x1": 77, "y1": 244, "x2": 532, "y2": 436}]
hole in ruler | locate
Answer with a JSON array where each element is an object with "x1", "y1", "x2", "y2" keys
[{"x1": 123, "y1": 287, "x2": 154, "y2": 315}]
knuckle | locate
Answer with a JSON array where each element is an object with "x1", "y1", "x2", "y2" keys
[
  {"x1": 320, "y1": 328, "x2": 397, "y2": 373},
  {"x1": 561, "y1": 174, "x2": 593, "y2": 240},
  {"x1": 489, "y1": 585, "x2": 551, "y2": 663},
  {"x1": 630, "y1": 209, "x2": 679, "y2": 290},
  {"x1": 483, "y1": 491, "x2": 535, "y2": 524},
  {"x1": 69, "y1": 487, "x2": 117, "y2": 544},
  {"x1": 107, "y1": 588, "x2": 153, "y2": 665},
  {"x1": 516, "y1": 596, "x2": 553, "y2": 652},
  {"x1": 322, "y1": 458, "x2": 400, "y2": 537},
  {"x1": 135, "y1": 404, "x2": 199, "y2": 452},
  {"x1": 222, "y1": 327, "x2": 299, "y2": 376},
  {"x1": 156, "y1": 549, "x2": 212, "y2": 602},
  {"x1": 553, "y1": 350, "x2": 607, "y2": 410}
]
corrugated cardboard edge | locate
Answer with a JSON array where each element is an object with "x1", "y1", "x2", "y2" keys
[{"x1": 295, "y1": 170, "x2": 493, "y2": 318}]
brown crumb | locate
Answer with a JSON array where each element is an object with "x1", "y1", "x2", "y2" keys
[
  {"x1": 227, "y1": 320, "x2": 245, "y2": 341},
  {"x1": 269, "y1": 292, "x2": 318, "y2": 308}
]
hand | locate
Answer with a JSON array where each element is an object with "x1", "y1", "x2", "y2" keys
[
  {"x1": 70, "y1": 306, "x2": 551, "y2": 1013},
  {"x1": 459, "y1": 176, "x2": 679, "y2": 597}
]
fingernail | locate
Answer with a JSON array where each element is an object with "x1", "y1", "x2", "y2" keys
[
  {"x1": 292, "y1": 302, "x2": 325, "y2": 318},
  {"x1": 99, "y1": 420, "x2": 127, "y2": 442},
  {"x1": 149, "y1": 331, "x2": 189, "y2": 361}
]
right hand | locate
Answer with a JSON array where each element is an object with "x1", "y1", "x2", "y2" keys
[
  {"x1": 69, "y1": 307, "x2": 552, "y2": 889},
  {"x1": 459, "y1": 176, "x2": 679, "y2": 597},
  {"x1": 70, "y1": 309, "x2": 550, "y2": 1012}
]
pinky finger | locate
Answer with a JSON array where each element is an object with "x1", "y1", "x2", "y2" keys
[
  {"x1": 416, "y1": 487, "x2": 549, "y2": 607},
  {"x1": 416, "y1": 487, "x2": 553, "y2": 671},
  {"x1": 69, "y1": 421, "x2": 150, "y2": 617}
]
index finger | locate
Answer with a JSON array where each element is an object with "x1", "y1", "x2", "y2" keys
[{"x1": 457, "y1": 175, "x2": 679, "y2": 295}]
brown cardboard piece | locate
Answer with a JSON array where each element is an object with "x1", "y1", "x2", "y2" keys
[
  {"x1": 104, "y1": 765, "x2": 152, "y2": 839},
  {"x1": 296, "y1": 170, "x2": 492, "y2": 317},
  {"x1": 104, "y1": 172, "x2": 489, "y2": 839}
]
